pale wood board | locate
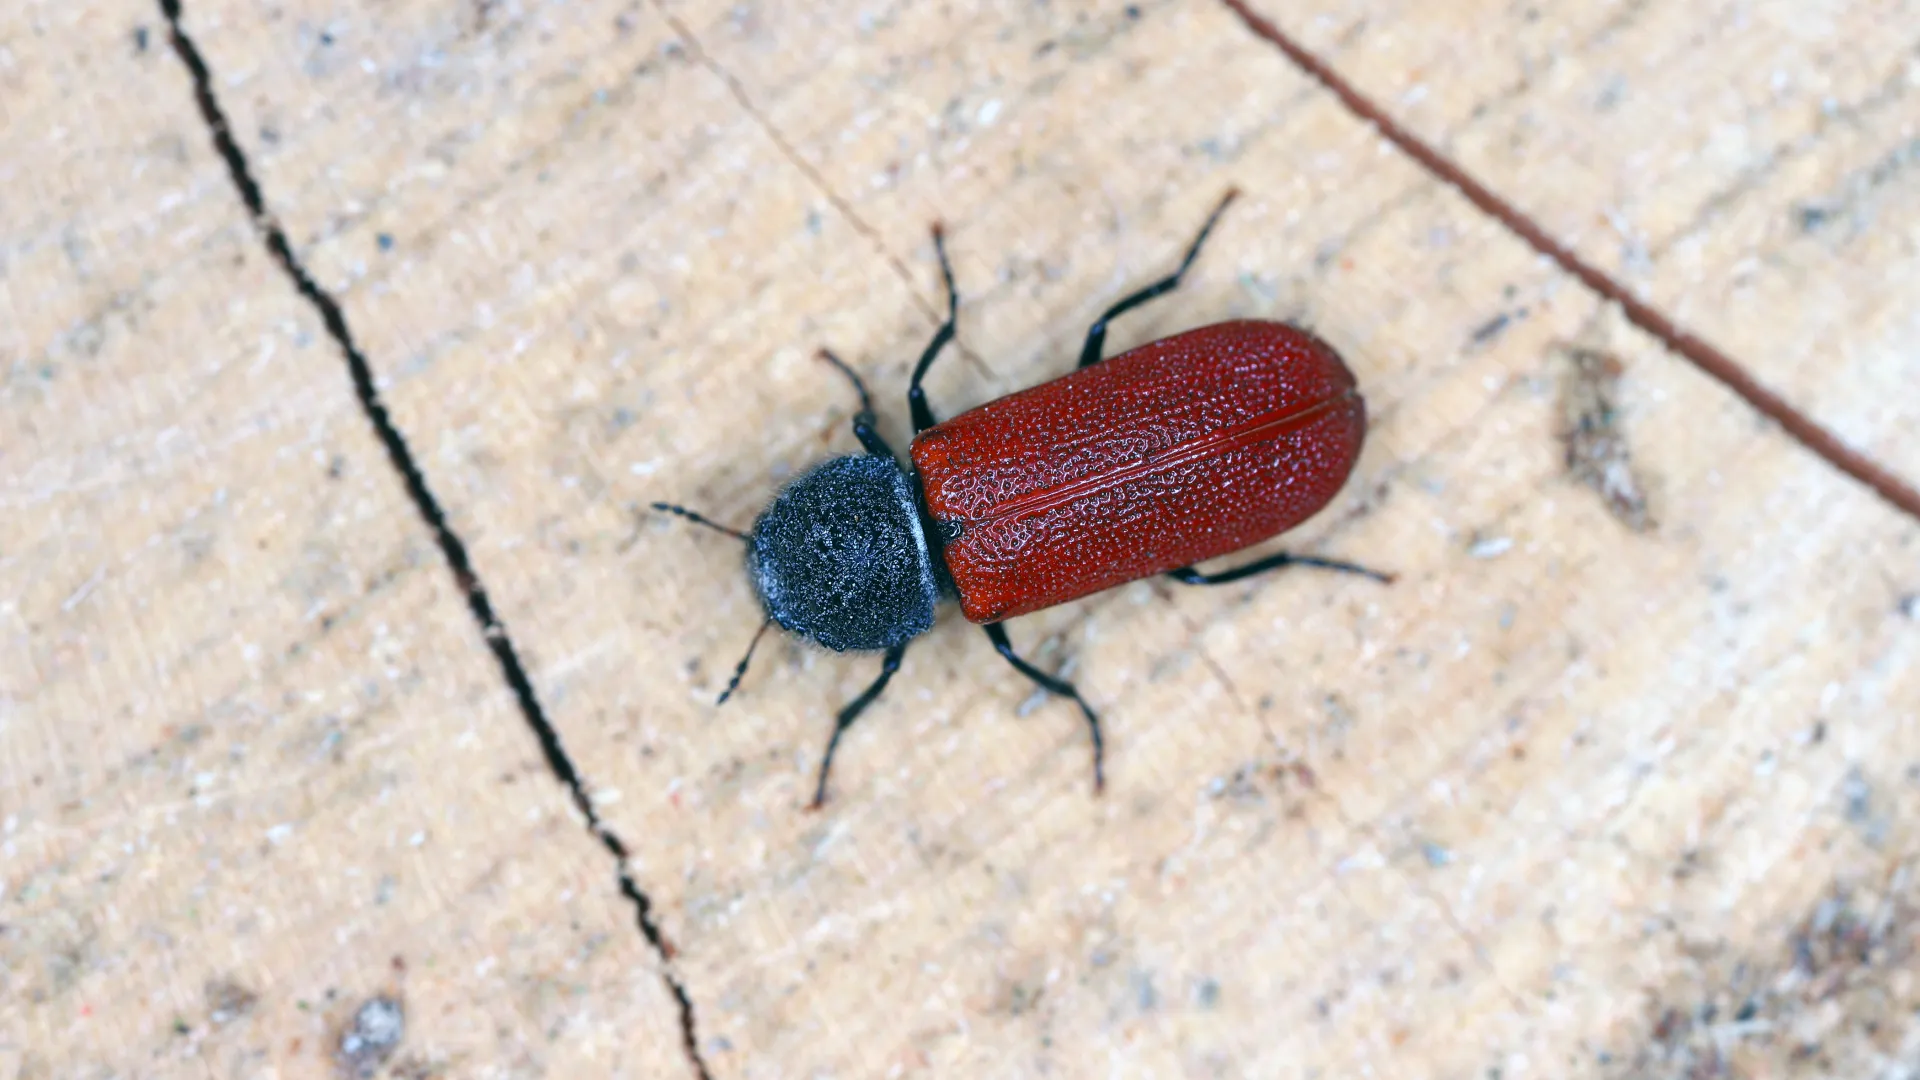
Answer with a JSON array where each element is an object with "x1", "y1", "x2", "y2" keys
[
  {"x1": 2, "y1": 4, "x2": 688, "y2": 1077},
  {"x1": 5, "y1": 1, "x2": 1918, "y2": 1078}
]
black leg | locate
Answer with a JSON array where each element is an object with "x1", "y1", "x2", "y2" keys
[
  {"x1": 983, "y1": 623, "x2": 1105, "y2": 794},
  {"x1": 1166, "y1": 551, "x2": 1395, "y2": 586},
  {"x1": 906, "y1": 224, "x2": 961, "y2": 434},
  {"x1": 852, "y1": 418, "x2": 898, "y2": 460},
  {"x1": 811, "y1": 643, "x2": 908, "y2": 809},
  {"x1": 1079, "y1": 188, "x2": 1240, "y2": 369},
  {"x1": 817, "y1": 348, "x2": 898, "y2": 459}
]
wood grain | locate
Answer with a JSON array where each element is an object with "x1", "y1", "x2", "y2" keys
[{"x1": 6, "y1": 0, "x2": 1917, "y2": 1076}]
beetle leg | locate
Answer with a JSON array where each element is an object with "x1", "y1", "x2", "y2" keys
[
  {"x1": 850, "y1": 420, "x2": 899, "y2": 460},
  {"x1": 907, "y1": 224, "x2": 961, "y2": 434},
  {"x1": 811, "y1": 643, "x2": 909, "y2": 809},
  {"x1": 1078, "y1": 188, "x2": 1240, "y2": 369},
  {"x1": 1167, "y1": 551, "x2": 1395, "y2": 586},
  {"x1": 983, "y1": 623, "x2": 1106, "y2": 794}
]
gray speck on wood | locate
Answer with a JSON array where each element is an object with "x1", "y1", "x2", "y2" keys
[
  {"x1": 1469, "y1": 535, "x2": 1513, "y2": 559},
  {"x1": 1132, "y1": 969, "x2": 1157, "y2": 1012},
  {"x1": 1194, "y1": 977, "x2": 1220, "y2": 1009},
  {"x1": 336, "y1": 995, "x2": 404, "y2": 1079}
]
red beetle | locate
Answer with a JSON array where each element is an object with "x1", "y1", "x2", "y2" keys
[{"x1": 657, "y1": 190, "x2": 1390, "y2": 806}]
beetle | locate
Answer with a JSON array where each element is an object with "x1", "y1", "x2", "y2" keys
[{"x1": 656, "y1": 189, "x2": 1391, "y2": 807}]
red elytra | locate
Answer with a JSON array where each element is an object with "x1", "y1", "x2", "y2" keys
[{"x1": 911, "y1": 319, "x2": 1364, "y2": 623}]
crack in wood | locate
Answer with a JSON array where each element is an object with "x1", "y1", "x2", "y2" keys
[
  {"x1": 155, "y1": 2, "x2": 712, "y2": 1075},
  {"x1": 1219, "y1": 0, "x2": 1920, "y2": 525}
]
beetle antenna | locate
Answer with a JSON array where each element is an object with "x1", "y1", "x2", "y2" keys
[
  {"x1": 816, "y1": 349, "x2": 875, "y2": 420},
  {"x1": 1181, "y1": 186, "x2": 1241, "y2": 269},
  {"x1": 652, "y1": 501, "x2": 749, "y2": 542},
  {"x1": 716, "y1": 617, "x2": 774, "y2": 705}
]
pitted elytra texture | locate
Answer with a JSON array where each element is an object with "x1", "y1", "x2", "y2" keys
[{"x1": 912, "y1": 322, "x2": 1363, "y2": 624}]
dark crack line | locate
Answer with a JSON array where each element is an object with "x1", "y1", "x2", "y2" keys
[
  {"x1": 1220, "y1": 0, "x2": 1920, "y2": 525},
  {"x1": 157, "y1": 3, "x2": 711, "y2": 1076}
]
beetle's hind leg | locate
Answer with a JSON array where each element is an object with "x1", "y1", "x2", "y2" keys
[
  {"x1": 817, "y1": 348, "x2": 899, "y2": 460},
  {"x1": 907, "y1": 225, "x2": 961, "y2": 434},
  {"x1": 1167, "y1": 551, "x2": 1395, "y2": 586},
  {"x1": 810, "y1": 643, "x2": 908, "y2": 809},
  {"x1": 1078, "y1": 188, "x2": 1240, "y2": 369},
  {"x1": 983, "y1": 623, "x2": 1106, "y2": 794}
]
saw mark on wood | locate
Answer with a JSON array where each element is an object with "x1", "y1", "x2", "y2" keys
[
  {"x1": 651, "y1": 4, "x2": 996, "y2": 384},
  {"x1": 1220, "y1": 0, "x2": 1920, "y2": 525},
  {"x1": 1651, "y1": 52, "x2": 1918, "y2": 260},
  {"x1": 1250, "y1": 697, "x2": 1532, "y2": 1021},
  {"x1": 155, "y1": 3, "x2": 712, "y2": 1076},
  {"x1": 1602, "y1": 857, "x2": 1920, "y2": 1078},
  {"x1": 655, "y1": 5, "x2": 911, "y2": 294}
]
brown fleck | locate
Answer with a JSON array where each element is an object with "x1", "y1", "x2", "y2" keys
[
  {"x1": 205, "y1": 977, "x2": 258, "y2": 1026},
  {"x1": 389, "y1": 1055, "x2": 447, "y2": 1080},
  {"x1": 1556, "y1": 346, "x2": 1654, "y2": 532}
]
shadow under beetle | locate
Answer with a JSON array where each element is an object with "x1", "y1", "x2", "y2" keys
[{"x1": 657, "y1": 189, "x2": 1393, "y2": 807}]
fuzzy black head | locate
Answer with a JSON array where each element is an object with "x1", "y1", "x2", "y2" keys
[{"x1": 748, "y1": 454, "x2": 939, "y2": 652}]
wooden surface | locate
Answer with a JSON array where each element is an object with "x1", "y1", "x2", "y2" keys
[{"x1": 6, "y1": 1, "x2": 1918, "y2": 1077}]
